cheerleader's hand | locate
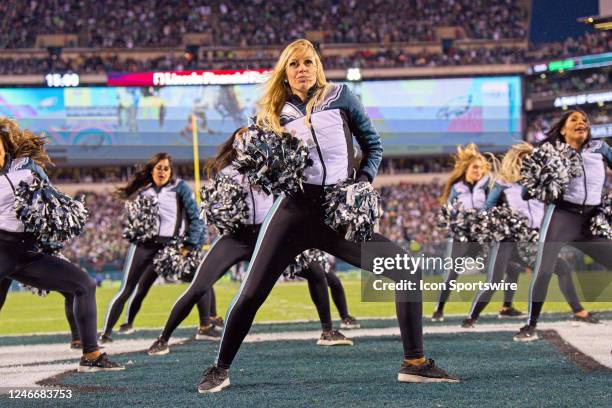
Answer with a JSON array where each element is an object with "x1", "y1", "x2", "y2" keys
[
  {"x1": 357, "y1": 173, "x2": 370, "y2": 184},
  {"x1": 180, "y1": 247, "x2": 191, "y2": 257}
]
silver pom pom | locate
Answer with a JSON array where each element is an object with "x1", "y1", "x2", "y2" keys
[
  {"x1": 590, "y1": 193, "x2": 612, "y2": 239},
  {"x1": 437, "y1": 201, "x2": 482, "y2": 242},
  {"x1": 20, "y1": 284, "x2": 49, "y2": 297},
  {"x1": 153, "y1": 239, "x2": 204, "y2": 281},
  {"x1": 285, "y1": 249, "x2": 330, "y2": 279},
  {"x1": 232, "y1": 124, "x2": 312, "y2": 195},
  {"x1": 520, "y1": 141, "x2": 583, "y2": 203},
  {"x1": 14, "y1": 177, "x2": 89, "y2": 251},
  {"x1": 324, "y1": 179, "x2": 382, "y2": 242},
  {"x1": 200, "y1": 174, "x2": 248, "y2": 234},
  {"x1": 122, "y1": 195, "x2": 160, "y2": 243},
  {"x1": 478, "y1": 205, "x2": 540, "y2": 264}
]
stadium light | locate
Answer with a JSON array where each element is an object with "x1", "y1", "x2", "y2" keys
[{"x1": 578, "y1": 14, "x2": 612, "y2": 30}]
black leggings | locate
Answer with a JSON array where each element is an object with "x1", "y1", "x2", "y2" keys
[
  {"x1": 325, "y1": 270, "x2": 350, "y2": 319},
  {"x1": 295, "y1": 262, "x2": 333, "y2": 331},
  {"x1": 103, "y1": 239, "x2": 208, "y2": 335},
  {"x1": 528, "y1": 205, "x2": 612, "y2": 326},
  {"x1": 160, "y1": 225, "x2": 334, "y2": 341},
  {"x1": 435, "y1": 241, "x2": 519, "y2": 313},
  {"x1": 209, "y1": 287, "x2": 218, "y2": 317},
  {"x1": 468, "y1": 242, "x2": 583, "y2": 320},
  {"x1": 0, "y1": 232, "x2": 98, "y2": 352},
  {"x1": 1, "y1": 279, "x2": 80, "y2": 341},
  {"x1": 215, "y1": 188, "x2": 423, "y2": 369}
]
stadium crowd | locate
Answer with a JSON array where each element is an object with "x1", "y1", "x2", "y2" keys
[
  {"x1": 1, "y1": 31, "x2": 610, "y2": 75},
  {"x1": 0, "y1": 0, "x2": 527, "y2": 50},
  {"x1": 527, "y1": 67, "x2": 611, "y2": 98}
]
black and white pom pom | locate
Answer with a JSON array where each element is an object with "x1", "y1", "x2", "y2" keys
[
  {"x1": 590, "y1": 193, "x2": 612, "y2": 239},
  {"x1": 153, "y1": 239, "x2": 203, "y2": 281},
  {"x1": 232, "y1": 124, "x2": 312, "y2": 195},
  {"x1": 200, "y1": 174, "x2": 248, "y2": 234},
  {"x1": 324, "y1": 179, "x2": 382, "y2": 242},
  {"x1": 20, "y1": 284, "x2": 49, "y2": 297},
  {"x1": 14, "y1": 177, "x2": 88, "y2": 250},
  {"x1": 520, "y1": 141, "x2": 582, "y2": 203},
  {"x1": 285, "y1": 249, "x2": 330, "y2": 279},
  {"x1": 122, "y1": 195, "x2": 160, "y2": 243},
  {"x1": 437, "y1": 201, "x2": 482, "y2": 242},
  {"x1": 478, "y1": 205, "x2": 540, "y2": 264}
]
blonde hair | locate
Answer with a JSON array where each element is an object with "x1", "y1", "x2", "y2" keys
[
  {"x1": 256, "y1": 39, "x2": 334, "y2": 134},
  {"x1": 0, "y1": 117, "x2": 51, "y2": 168},
  {"x1": 440, "y1": 143, "x2": 491, "y2": 203},
  {"x1": 498, "y1": 142, "x2": 534, "y2": 183}
]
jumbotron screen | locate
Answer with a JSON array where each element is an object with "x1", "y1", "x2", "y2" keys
[{"x1": 0, "y1": 76, "x2": 521, "y2": 164}]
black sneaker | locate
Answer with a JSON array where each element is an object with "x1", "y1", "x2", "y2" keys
[
  {"x1": 197, "y1": 365, "x2": 230, "y2": 394},
  {"x1": 461, "y1": 318, "x2": 476, "y2": 328},
  {"x1": 573, "y1": 312, "x2": 600, "y2": 325},
  {"x1": 398, "y1": 359, "x2": 459, "y2": 383},
  {"x1": 99, "y1": 334, "x2": 113, "y2": 344},
  {"x1": 148, "y1": 337, "x2": 169, "y2": 356},
  {"x1": 195, "y1": 325, "x2": 222, "y2": 341},
  {"x1": 316, "y1": 330, "x2": 353, "y2": 346},
  {"x1": 70, "y1": 340, "x2": 82, "y2": 350},
  {"x1": 210, "y1": 316, "x2": 224, "y2": 328},
  {"x1": 513, "y1": 325, "x2": 539, "y2": 342},
  {"x1": 118, "y1": 323, "x2": 135, "y2": 335},
  {"x1": 340, "y1": 315, "x2": 361, "y2": 329},
  {"x1": 498, "y1": 307, "x2": 524, "y2": 319},
  {"x1": 78, "y1": 352, "x2": 125, "y2": 373},
  {"x1": 431, "y1": 311, "x2": 444, "y2": 322}
]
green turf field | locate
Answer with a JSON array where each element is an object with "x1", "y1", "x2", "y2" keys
[
  {"x1": 1, "y1": 318, "x2": 610, "y2": 407},
  {"x1": 1, "y1": 273, "x2": 610, "y2": 335}
]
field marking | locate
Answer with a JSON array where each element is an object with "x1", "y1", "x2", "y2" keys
[{"x1": 0, "y1": 320, "x2": 609, "y2": 392}]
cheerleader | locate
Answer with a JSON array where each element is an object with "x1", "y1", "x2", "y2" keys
[
  {"x1": 147, "y1": 129, "x2": 352, "y2": 356},
  {"x1": 196, "y1": 39, "x2": 457, "y2": 394},
  {"x1": 463, "y1": 143, "x2": 596, "y2": 327},
  {"x1": 101, "y1": 152, "x2": 205, "y2": 342},
  {"x1": 515, "y1": 109, "x2": 610, "y2": 341},
  {"x1": 432, "y1": 143, "x2": 522, "y2": 322},
  {"x1": 0, "y1": 117, "x2": 122, "y2": 371},
  {"x1": 0, "y1": 278, "x2": 82, "y2": 348}
]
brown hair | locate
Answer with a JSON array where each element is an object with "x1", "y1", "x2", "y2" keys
[
  {"x1": 204, "y1": 128, "x2": 245, "y2": 178},
  {"x1": 116, "y1": 152, "x2": 174, "y2": 199},
  {"x1": 0, "y1": 117, "x2": 52, "y2": 168}
]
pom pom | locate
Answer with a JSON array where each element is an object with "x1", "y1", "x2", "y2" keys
[
  {"x1": 520, "y1": 141, "x2": 582, "y2": 203},
  {"x1": 232, "y1": 124, "x2": 312, "y2": 195},
  {"x1": 122, "y1": 195, "x2": 160, "y2": 243},
  {"x1": 285, "y1": 249, "x2": 330, "y2": 279},
  {"x1": 478, "y1": 205, "x2": 540, "y2": 264},
  {"x1": 590, "y1": 193, "x2": 612, "y2": 239},
  {"x1": 200, "y1": 174, "x2": 248, "y2": 234},
  {"x1": 324, "y1": 179, "x2": 382, "y2": 242},
  {"x1": 153, "y1": 239, "x2": 204, "y2": 281},
  {"x1": 14, "y1": 177, "x2": 88, "y2": 250},
  {"x1": 20, "y1": 284, "x2": 49, "y2": 297},
  {"x1": 437, "y1": 201, "x2": 482, "y2": 242}
]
